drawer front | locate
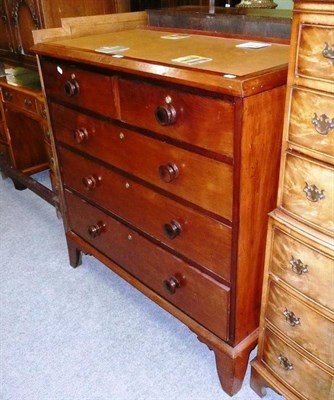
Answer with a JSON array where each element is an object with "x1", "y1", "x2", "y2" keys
[
  {"x1": 118, "y1": 78, "x2": 234, "y2": 157},
  {"x1": 288, "y1": 87, "x2": 334, "y2": 163},
  {"x1": 1, "y1": 87, "x2": 37, "y2": 115},
  {"x1": 266, "y1": 280, "x2": 334, "y2": 367},
  {"x1": 297, "y1": 23, "x2": 334, "y2": 83},
  {"x1": 51, "y1": 104, "x2": 233, "y2": 219},
  {"x1": 262, "y1": 328, "x2": 334, "y2": 400},
  {"x1": 65, "y1": 190, "x2": 230, "y2": 340},
  {"x1": 270, "y1": 226, "x2": 334, "y2": 311},
  {"x1": 59, "y1": 147, "x2": 232, "y2": 282},
  {"x1": 281, "y1": 152, "x2": 334, "y2": 235},
  {"x1": 41, "y1": 60, "x2": 117, "y2": 118}
]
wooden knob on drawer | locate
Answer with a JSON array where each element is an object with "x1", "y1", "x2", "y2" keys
[
  {"x1": 159, "y1": 162, "x2": 179, "y2": 183},
  {"x1": 87, "y1": 222, "x2": 105, "y2": 238},
  {"x1": 163, "y1": 276, "x2": 180, "y2": 295},
  {"x1": 24, "y1": 99, "x2": 32, "y2": 108},
  {"x1": 155, "y1": 104, "x2": 177, "y2": 126},
  {"x1": 64, "y1": 79, "x2": 80, "y2": 97},
  {"x1": 73, "y1": 128, "x2": 89, "y2": 144},
  {"x1": 82, "y1": 175, "x2": 100, "y2": 191},
  {"x1": 164, "y1": 220, "x2": 182, "y2": 239},
  {"x1": 3, "y1": 91, "x2": 12, "y2": 101}
]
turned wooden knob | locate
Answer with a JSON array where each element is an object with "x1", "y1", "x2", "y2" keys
[
  {"x1": 163, "y1": 276, "x2": 180, "y2": 295},
  {"x1": 164, "y1": 220, "x2": 182, "y2": 239},
  {"x1": 82, "y1": 175, "x2": 100, "y2": 191},
  {"x1": 73, "y1": 128, "x2": 89, "y2": 144},
  {"x1": 155, "y1": 104, "x2": 177, "y2": 126},
  {"x1": 159, "y1": 162, "x2": 179, "y2": 183},
  {"x1": 87, "y1": 222, "x2": 105, "y2": 238},
  {"x1": 3, "y1": 91, "x2": 12, "y2": 101},
  {"x1": 64, "y1": 79, "x2": 80, "y2": 97}
]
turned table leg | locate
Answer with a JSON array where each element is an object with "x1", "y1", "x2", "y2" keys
[{"x1": 67, "y1": 238, "x2": 82, "y2": 268}]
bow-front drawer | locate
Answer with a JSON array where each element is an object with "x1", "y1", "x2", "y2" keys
[
  {"x1": 296, "y1": 23, "x2": 334, "y2": 84},
  {"x1": 41, "y1": 60, "x2": 117, "y2": 118},
  {"x1": 265, "y1": 280, "x2": 334, "y2": 368},
  {"x1": 51, "y1": 103, "x2": 233, "y2": 219},
  {"x1": 288, "y1": 87, "x2": 334, "y2": 164},
  {"x1": 118, "y1": 78, "x2": 234, "y2": 157},
  {"x1": 280, "y1": 152, "x2": 334, "y2": 235},
  {"x1": 59, "y1": 147, "x2": 232, "y2": 282},
  {"x1": 65, "y1": 190, "x2": 230, "y2": 340},
  {"x1": 1, "y1": 87, "x2": 37, "y2": 115},
  {"x1": 269, "y1": 223, "x2": 334, "y2": 311},
  {"x1": 261, "y1": 328, "x2": 334, "y2": 400}
]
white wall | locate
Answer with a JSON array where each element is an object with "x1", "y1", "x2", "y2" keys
[{"x1": 275, "y1": 0, "x2": 293, "y2": 9}]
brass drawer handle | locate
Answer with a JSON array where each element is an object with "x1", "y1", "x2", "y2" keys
[
  {"x1": 289, "y1": 257, "x2": 309, "y2": 275},
  {"x1": 322, "y1": 42, "x2": 334, "y2": 64},
  {"x1": 82, "y1": 175, "x2": 101, "y2": 191},
  {"x1": 312, "y1": 113, "x2": 334, "y2": 135},
  {"x1": 155, "y1": 104, "x2": 177, "y2": 126},
  {"x1": 303, "y1": 182, "x2": 325, "y2": 202},
  {"x1": 283, "y1": 308, "x2": 301, "y2": 327},
  {"x1": 164, "y1": 220, "x2": 182, "y2": 240},
  {"x1": 73, "y1": 128, "x2": 89, "y2": 144},
  {"x1": 159, "y1": 162, "x2": 179, "y2": 183},
  {"x1": 87, "y1": 221, "x2": 106, "y2": 238},
  {"x1": 278, "y1": 354, "x2": 294, "y2": 371},
  {"x1": 163, "y1": 276, "x2": 180, "y2": 295},
  {"x1": 64, "y1": 79, "x2": 80, "y2": 97}
]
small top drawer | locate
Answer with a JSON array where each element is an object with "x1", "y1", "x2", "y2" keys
[
  {"x1": 280, "y1": 151, "x2": 334, "y2": 235},
  {"x1": 288, "y1": 87, "x2": 334, "y2": 164},
  {"x1": 118, "y1": 78, "x2": 234, "y2": 157},
  {"x1": 296, "y1": 23, "x2": 334, "y2": 84},
  {"x1": 269, "y1": 224, "x2": 333, "y2": 311},
  {"x1": 40, "y1": 60, "x2": 117, "y2": 118},
  {"x1": 1, "y1": 87, "x2": 37, "y2": 115}
]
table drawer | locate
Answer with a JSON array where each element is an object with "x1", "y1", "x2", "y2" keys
[
  {"x1": 265, "y1": 280, "x2": 334, "y2": 367},
  {"x1": 1, "y1": 87, "x2": 37, "y2": 115},
  {"x1": 269, "y1": 225, "x2": 334, "y2": 311},
  {"x1": 59, "y1": 146, "x2": 232, "y2": 282},
  {"x1": 118, "y1": 78, "x2": 234, "y2": 157},
  {"x1": 297, "y1": 23, "x2": 334, "y2": 84},
  {"x1": 52, "y1": 104, "x2": 233, "y2": 219},
  {"x1": 262, "y1": 328, "x2": 334, "y2": 400},
  {"x1": 281, "y1": 152, "x2": 334, "y2": 235},
  {"x1": 288, "y1": 87, "x2": 334, "y2": 164},
  {"x1": 65, "y1": 190, "x2": 230, "y2": 340},
  {"x1": 41, "y1": 60, "x2": 117, "y2": 118}
]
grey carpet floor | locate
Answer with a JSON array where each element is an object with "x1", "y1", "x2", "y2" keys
[{"x1": 0, "y1": 171, "x2": 283, "y2": 400}]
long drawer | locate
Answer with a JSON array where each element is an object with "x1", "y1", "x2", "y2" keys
[
  {"x1": 262, "y1": 328, "x2": 334, "y2": 400},
  {"x1": 1, "y1": 86, "x2": 38, "y2": 115},
  {"x1": 118, "y1": 78, "x2": 234, "y2": 157},
  {"x1": 265, "y1": 280, "x2": 334, "y2": 367},
  {"x1": 269, "y1": 224, "x2": 334, "y2": 311},
  {"x1": 59, "y1": 147, "x2": 232, "y2": 281},
  {"x1": 65, "y1": 190, "x2": 230, "y2": 340},
  {"x1": 280, "y1": 151, "x2": 334, "y2": 235},
  {"x1": 51, "y1": 103, "x2": 233, "y2": 219}
]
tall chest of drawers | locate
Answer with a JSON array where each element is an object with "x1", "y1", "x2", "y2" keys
[
  {"x1": 251, "y1": 1, "x2": 334, "y2": 399},
  {"x1": 34, "y1": 21, "x2": 289, "y2": 396}
]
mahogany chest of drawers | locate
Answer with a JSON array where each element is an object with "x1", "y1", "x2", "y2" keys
[
  {"x1": 33, "y1": 18, "x2": 289, "y2": 396},
  {"x1": 251, "y1": 1, "x2": 334, "y2": 399}
]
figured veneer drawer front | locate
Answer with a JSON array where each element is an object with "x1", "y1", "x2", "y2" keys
[
  {"x1": 41, "y1": 60, "x2": 117, "y2": 118},
  {"x1": 51, "y1": 104, "x2": 233, "y2": 219},
  {"x1": 281, "y1": 152, "x2": 334, "y2": 235},
  {"x1": 266, "y1": 280, "x2": 334, "y2": 367},
  {"x1": 270, "y1": 225, "x2": 334, "y2": 311},
  {"x1": 297, "y1": 23, "x2": 334, "y2": 83},
  {"x1": 118, "y1": 78, "x2": 234, "y2": 157},
  {"x1": 65, "y1": 190, "x2": 230, "y2": 340},
  {"x1": 262, "y1": 328, "x2": 334, "y2": 400},
  {"x1": 1, "y1": 87, "x2": 37, "y2": 114},
  {"x1": 59, "y1": 147, "x2": 232, "y2": 281},
  {"x1": 288, "y1": 87, "x2": 334, "y2": 163}
]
